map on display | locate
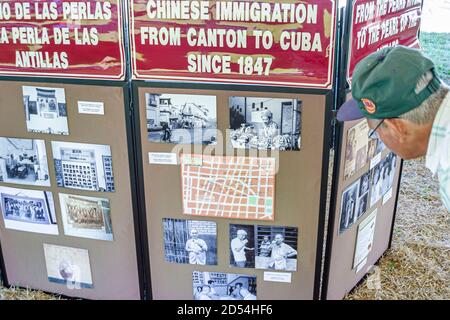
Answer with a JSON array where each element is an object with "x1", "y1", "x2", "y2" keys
[{"x1": 181, "y1": 154, "x2": 276, "y2": 221}]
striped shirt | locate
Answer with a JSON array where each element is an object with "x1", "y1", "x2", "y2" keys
[{"x1": 426, "y1": 92, "x2": 450, "y2": 212}]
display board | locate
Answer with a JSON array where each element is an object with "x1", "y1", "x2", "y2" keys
[
  {"x1": 0, "y1": 79, "x2": 142, "y2": 299},
  {"x1": 129, "y1": 0, "x2": 337, "y2": 89},
  {"x1": 323, "y1": 118, "x2": 402, "y2": 300},
  {"x1": 345, "y1": 0, "x2": 422, "y2": 84},
  {"x1": 133, "y1": 82, "x2": 332, "y2": 300},
  {"x1": 0, "y1": 0, "x2": 126, "y2": 80}
]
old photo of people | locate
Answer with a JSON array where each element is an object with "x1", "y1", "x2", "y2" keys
[
  {"x1": 230, "y1": 224, "x2": 298, "y2": 271},
  {"x1": 0, "y1": 137, "x2": 50, "y2": 187},
  {"x1": 229, "y1": 224, "x2": 255, "y2": 268},
  {"x1": 193, "y1": 271, "x2": 257, "y2": 300},
  {"x1": 59, "y1": 194, "x2": 113, "y2": 241},
  {"x1": 146, "y1": 93, "x2": 217, "y2": 145},
  {"x1": 339, "y1": 179, "x2": 359, "y2": 233},
  {"x1": 380, "y1": 152, "x2": 397, "y2": 196},
  {"x1": 356, "y1": 172, "x2": 370, "y2": 219},
  {"x1": 344, "y1": 120, "x2": 369, "y2": 180},
  {"x1": 51, "y1": 141, "x2": 115, "y2": 192},
  {"x1": 0, "y1": 186, "x2": 58, "y2": 235},
  {"x1": 229, "y1": 96, "x2": 302, "y2": 151},
  {"x1": 43, "y1": 244, "x2": 93, "y2": 288},
  {"x1": 163, "y1": 218, "x2": 217, "y2": 265},
  {"x1": 23, "y1": 86, "x2": 69, "y2": 135}
]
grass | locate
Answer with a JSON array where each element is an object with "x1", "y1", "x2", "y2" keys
[{"x1": 420, "y1": 32, "x2": 450, "y2": 85}]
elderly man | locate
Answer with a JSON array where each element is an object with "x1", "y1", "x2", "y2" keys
[
  {"x1": 231, "y1": 229, "x2": 254, "y2": 268},
  {"x1": 337, "y1": 46, "x2": 450, "y2": 212},
  {"x1": 269, "y1": 234, "x2": 297, "y2": 270},
  {"x1": 185, "y1": 229, "x2": 208, "y2": 265}
]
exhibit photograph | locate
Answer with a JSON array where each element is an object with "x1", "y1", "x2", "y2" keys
[
  {"x1": 145, "y1": 93, "x2": 217, "y2": 145},
  {"x1": 51, "y1": 141, "x2": 115, "y2": 192},
  {"x1": 162, "y1": 218, "x2": 217, "y2": 265},
  {"x1": 229, "y1": 224, "x2": 298, "y2": 271},
  {"x1": 192, "y1": 271, "x2": 257, "y2": 301},
  {"x1": 339, "y1": 179, "x2": 360, "y2": 234},
  {"x1": 229, "y1": 96, "x2": 302, "y2": 151},
  {"x1": 0, "y1": 137, "x2": 50, "y2": 187},
  {"x1": 0, "y1": 186, "x2": 58, "y2": 235},
  {"x1": 23, "y1": 86, "x2": 69, "y2": 135},
  {"x1": 344, "y1": 120, "x2": 369, "y2": 180},
  {"x1": 59, "y1": 193, "x2": 113, "y2": 241},
  {"x1": 43, "y1": 244, "x2": 93, "y2": 289}
]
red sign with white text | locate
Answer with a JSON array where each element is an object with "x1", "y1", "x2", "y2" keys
[
  {"x1": 347, "y1": 0, "x2": 422, "y2": 84},
  {"x1": 130, "y1": 0, "x2": 337, "y2": 88},
  {"x1": 0, "y1": 0, "x2": 125, "y2": 80}
]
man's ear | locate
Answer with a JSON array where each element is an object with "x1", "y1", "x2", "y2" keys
[{"x1": 383, "y1": 118, "x2": 408, "y2": 141}]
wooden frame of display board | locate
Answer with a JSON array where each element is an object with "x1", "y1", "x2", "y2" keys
[
  {"x1": 0, "y1": 77, "x2": 145, "y2": 300},
  {"x1": 320, "y1": 0, "x2": 424, "y2": 299},
  {"x1": 132, "y1": 81, "x2": 334, "y2": 300}
]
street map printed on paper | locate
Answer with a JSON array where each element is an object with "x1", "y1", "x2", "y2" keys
[{"x1": 181, "y1": 154, "x2": 275, "y2": 220}]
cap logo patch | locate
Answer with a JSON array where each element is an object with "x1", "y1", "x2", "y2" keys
[{"x1": 361, "y1": 98, "x2": 376, "y2": 114}]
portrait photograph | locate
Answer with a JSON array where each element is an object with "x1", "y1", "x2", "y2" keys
[
  {"x1": 52, "y1": 141, "x2": 115, "y2": 193},
  {"x1": 339, "y1": 179, "x2": 360, "y2": 233},
  {"x1": 59, "y1": 193, "x2": 113, "y2": 241},
  {"x1": 193, "y1": 271, "x2": 257, "y2": 300},
  {"x1": 163, "y1": 218, "x2": 217, "y2": 265},
  {"x1": 344, "y1": 120, "x2": 369, "y2": 180},
  {"x1": 229, "y1": 96, "x2": 302, "y2": 151},
  {"x1": 380, "y1": 152, "x2": 398, "y2": 197},
  {"x1": 146, "y1": 93, "x2": 217, "y2": 145},
  {"x1": 370, "y1": 163, "x2": 383, "y2": 207},
  {"x1": 43, "y1": 244, "x2": 93, "y2": 289},
  {"x1": 229, "y1": 224, "x2": 256, "y2": 268},
  {"x1": 254, "y1": 225, "x2": 298, "y2": 271},
  {"x1": 0, "y1": 137, "x2": 50, "y2": 187},
  {"x1": 23, "y1": 86, "x2": 69, "y2": 135},
  {"x1": 0, "y1": 186, "x2": 58, "y2": 235}
]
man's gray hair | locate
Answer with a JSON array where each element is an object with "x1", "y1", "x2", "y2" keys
[{"x1": 399, "y1": 71, "x2": 449, "y2": 125}]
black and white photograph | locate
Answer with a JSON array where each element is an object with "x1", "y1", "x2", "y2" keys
[
  {"x1": 44, "y1": 244, "x2": 93, "y2": 289},
  {"x1": 229, "y1": 224, "x2": 298, "y2": 271},
  {"x1": 229, "y1": 224, "x2": 256, "y2": 268},
  {"x1": 146, "y1": 93, "x2": 217, "y2": 145},
  {"x1": 0, "y1": 186, "x2": 58, "y2": 235},
  {"x1": 23, "y1": 86, "x2": 69, "y2": 135},
  {"x1": 51, "y1": 141, "x2": 115, "y2": 192},
  {"x1": 163, "y1": 218, "x2": 217, "y2": 265},
  {"x1": 229, "y1": 96, "x2": 302, "y2": 151},
  {"x1": 355, "y1": 171, "x2": 371, "y2": 219},
  {"x1": 0, "y1": 137, "x2": 50, "y2": 187},
  {"x1": 380, "y1": 152, "x2": 398, "y2": 196},
  {"x1": 59, "y1": 193, "x2": 113, "y2": 241},
  {"x1": 193, "y1": 271, "x2": 257, "y2": 300},
  {"x1": 369, "y1": 162, "x2": 383, "y2": 207},
  {"x1": 339, "y1": 179, "x2": 360, "y2": 233},
  {"x1": 254, "y1": 225, "x2": 298, "y2": 271}
]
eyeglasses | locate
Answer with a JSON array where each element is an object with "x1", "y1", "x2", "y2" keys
[{"x1": 368, "y1": 119, "x2": 385, "y2": 139}]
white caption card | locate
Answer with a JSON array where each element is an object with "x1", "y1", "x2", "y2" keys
[
  {"x1": 382, "y1": 188, "x2": 393, "y2": 205},
  {"x1": 263, "y1": 272, "x2": 292, "y2": 283},
  {"x1": 370, "y1": 152, "x2": 382, "y2": 169},
  {"x1": 78, "y1": 101, "x2": 105, "y2": 115},
  {"x1": 148, "y1": 152, "x2": 178, "y2": 165}
]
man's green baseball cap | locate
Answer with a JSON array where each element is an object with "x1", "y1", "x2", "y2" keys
[{"x1": 337, "y1": 45, "x2": 441, "y2": 121}]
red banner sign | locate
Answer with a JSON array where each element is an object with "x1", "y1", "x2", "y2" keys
[
  {"x1": 0, "y1": 0, "x2": 125, "y2": 80},
  {"x1": 130, "y1": 0, "x2": 337, "y2": 88},
  {"x1": 347, "y1": 0, "x2": 422, "y2": 84}
]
